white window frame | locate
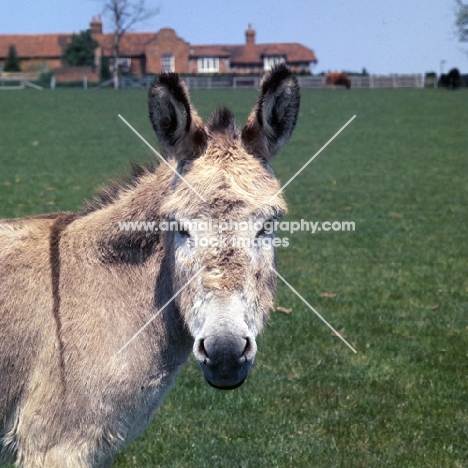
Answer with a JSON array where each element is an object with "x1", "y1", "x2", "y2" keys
[
  {"x1": 110, "y1": 57, "x2": 131, "y2": 73},
  {"x1": 161, "y1": 54, "x2": 174, "y2": 73},
  {"x1": 197, "y1": 57, "x2": 219, "y2": 73},
  {"x1": 263, "y1": 56, "x2": 285, "y2": 71}
]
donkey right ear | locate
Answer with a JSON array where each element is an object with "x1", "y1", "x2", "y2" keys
[
  {"x1": 148, "y1": 73, "x2": 207, "y2": 161},
  {"x1": 241, "y1": 64, "x2": 300, "y2": 161}
]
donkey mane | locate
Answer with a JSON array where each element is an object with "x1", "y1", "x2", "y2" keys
[
  {"x1": 84, "y1": 107, "x2": 243, "y2": 215},
  {"x1": 206, "y1": 108, "x2": 239, "y2": 138},
  {"x1": 82, "y1": 160, "x2": 158, "y2": 215}
]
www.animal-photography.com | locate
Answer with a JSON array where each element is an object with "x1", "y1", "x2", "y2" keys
[{"x1": 0, "y1": 1, "x2": 467, "y2": 467}]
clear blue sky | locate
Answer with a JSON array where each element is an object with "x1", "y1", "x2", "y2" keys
[{"x1": 1, "y1": 0, "x2": 466, "y2": 75}]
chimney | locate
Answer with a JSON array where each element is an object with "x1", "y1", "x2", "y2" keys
[
  {"x1": 245, "y1": 24, "x2": 255, "y2": 46},
  {"x1": 90, "y1": 15, "x2": 103, "y2": 35}
]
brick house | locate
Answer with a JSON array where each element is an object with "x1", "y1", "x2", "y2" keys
[
  {"x1": 0, "y1": 34, "x2": 69, "y2": 73},
  {"x1": 0, "y1": 17, "x2": 317, "y2": 77},
  {"x1": 189, "y1": 25, "x2": 316, "y2": 75}
]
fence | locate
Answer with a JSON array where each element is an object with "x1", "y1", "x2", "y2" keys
[
  {"x1": 120, "y1": 74, "x2": 425, "y2": 90},
  {"x1": 282, "y1": 74, "x2": 424, "y2": 89},
  {"x1": 0, "y1": 73, "x2": 452, "y2": 91},
  {"x1": 0, "y1": 73, "x2": 43, "y2": 90}
]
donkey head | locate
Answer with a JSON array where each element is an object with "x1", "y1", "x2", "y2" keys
[{"x1": 148, "y1": 64, "x2": 300, "y2": 389}]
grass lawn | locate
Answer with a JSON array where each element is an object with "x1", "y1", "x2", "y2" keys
[{"x1": 0, "y1": 86, "x2": 467, "y2": 467}]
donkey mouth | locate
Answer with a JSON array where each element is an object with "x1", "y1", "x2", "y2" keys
[{"x1": 205, "y1": 377, "x2": 246, "y2": 391}]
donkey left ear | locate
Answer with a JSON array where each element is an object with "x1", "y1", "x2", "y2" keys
[
  {"x1": 241, "y1": 63, "x2": 300, "y2": 161},
  {"x1": 148, "y1": 73, "x2": 207, "y2": 161}
]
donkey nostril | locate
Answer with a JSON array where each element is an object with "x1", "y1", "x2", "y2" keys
[
  {"x1": 238, "y1": 339, "x2": 249, "y2": 363},
  {"x1": 197, "y1": 339, "x2": 208, "y2": 359},
  {"x1": 196, "y1": 336, "x2": 256, "y2": 367},
  {"x1": 241, "y1": 337, "x2": 256, "y2": 362}
]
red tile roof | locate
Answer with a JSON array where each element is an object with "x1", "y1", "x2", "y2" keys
[
  {"x1": 190, "y1": 42, "x2": 317, "y2": 64},
  {"x1": 236, "y1": 43, "x2": 317, "y2": 64},
  {"x1": 0, "y1": 32, "x2": 158, "y2": 60},
  {"x1": 0, "y1": 34, "x2": 71, "y2": 59},
  {"x1": 95, "y1": 32, "x2": 156, "y2": 57},
  {"x1": 189, "y1": 45, "x2": 234, "y2": 58}
]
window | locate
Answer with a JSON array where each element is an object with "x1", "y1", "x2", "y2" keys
[
  {"x1": 263, "y1": 56, "x2": 285, "y2": 71},
  {"x1": 162, "y1": 54, "x2": 174, "y2": 73},
  {"x1": 110, "y1": 57, "x2": 131, "y2": 73},
  {"x1": 198, "y1": 57, "x2": 219, "y2": 73}
]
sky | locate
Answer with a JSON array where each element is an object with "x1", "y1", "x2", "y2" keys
[{"x1": 1, "y1": 0, "x2": 466, "y2": 75}]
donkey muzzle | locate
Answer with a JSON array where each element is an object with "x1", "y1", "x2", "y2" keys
[{"x1": 194, "y1": 335, "x2": 257, "y2": 390}]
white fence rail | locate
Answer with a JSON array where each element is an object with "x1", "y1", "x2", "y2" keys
[
  {"x1": 0, "y1": 73, "x2": 43, "y2": 90},
  {"x1": 121, "y1": 74, "x2": 424, "y2": 90},
  {"x1": 296, "y1": 74, "x2": 424, "y2": 89}
]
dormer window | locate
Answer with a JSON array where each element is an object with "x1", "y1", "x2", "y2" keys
[
  {"x1": 198, "y1": 57, "x2": 219, "y2": 73},
  {"x1": 263, "y1": 56, "x2": 285, "y2": 71}
]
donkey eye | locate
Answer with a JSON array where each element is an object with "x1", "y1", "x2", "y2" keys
[
  {"x1": 256, "y1": 219, "x2": 274, "y2": 238},
  {"x1": 256, "y1": 227, "x2": 267, "y2": 238},
  {"x1": 177, "y1": 227, "x2": 190, "y2": 238}
]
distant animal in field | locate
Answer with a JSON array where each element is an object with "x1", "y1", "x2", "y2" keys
[
  {"x1": 438, "y1": 68, "x2": 461, "y2": 89},
  {"x1": 0, "y1": 64, "x2": 300, "y2": 467},
  {"x1": 324, "y1": 72, "x2": 351, "y2": 89}
]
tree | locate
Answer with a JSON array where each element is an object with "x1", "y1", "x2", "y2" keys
[
  {"x1": 4, "y1": 45, "x2": 21, "y2": 72},
  {"x1": 62, "y1": 30, "x2": 99, "y2": 67},
  {"x1": 103, "y1": 0, "x2": 159, "y2": 89},
  {"x1": 455, "y1": 0, "x2": 468, "y2": 42}
]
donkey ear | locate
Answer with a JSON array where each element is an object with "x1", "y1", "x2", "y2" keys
[
  {"x1": 148, "y1": 73, "x2": 207, "y2": 161},
  {"x1": 241, "y1": 64, "x2": 300, "y2": 161}
]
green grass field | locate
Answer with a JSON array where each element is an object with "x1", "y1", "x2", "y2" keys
[{"x1": 1, "y1": 86, "x2": 467, "y2": 467}]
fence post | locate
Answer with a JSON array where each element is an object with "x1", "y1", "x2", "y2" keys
[
  {"x1": 51, "y1": 75, "x2": 56, "y2": 90},
  {"x1": 83, "y1": 76, "x2": 88, "y2": 90}
]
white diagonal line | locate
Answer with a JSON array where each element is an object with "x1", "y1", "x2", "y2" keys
[
  {"x1": 117, "y1": 266, "x2": 205, "y2": 354},
  {"x1": 118, "y1": 114, "x2": 207, "y2": 202},
  {"x1": 272, "y1": 267, "x2": 357, "y2": 353},
  {"x1": 268, "y1": 115, "x2": 356, "y2": 203}
]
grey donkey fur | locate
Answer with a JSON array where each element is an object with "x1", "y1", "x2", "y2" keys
[{"x1": 0, "y1": 63, "x2": 300, "y2": 467}]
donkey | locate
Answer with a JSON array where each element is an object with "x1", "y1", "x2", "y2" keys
[{"x1": 0, "y1": 63, "x2": 300, "y2": 467}]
